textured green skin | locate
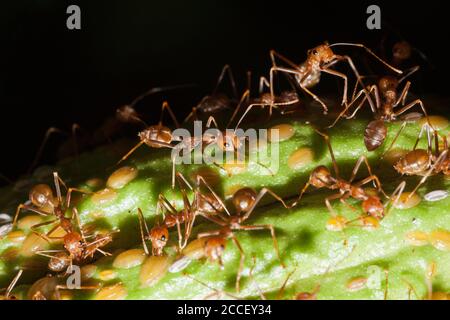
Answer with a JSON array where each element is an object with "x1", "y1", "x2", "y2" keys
[{"x1": 1, "y1": 116, "x2": 449, "y2": 299}]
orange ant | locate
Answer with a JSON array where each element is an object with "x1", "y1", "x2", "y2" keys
[
  {"x1": 193, "y1": 178, "x2": 290, "y2": 292},
  {"x1": 290, "y1": 129, "x2": 405, "y2": 221},
  {"x1": 13, "y1": 172, "x2": 90, "y2": 230},
  {"x1": 392, "y1": 124, "x2": 449, "y2": 200},
  {"x1": 229, "y1": 76, "x2": 301, "y2": 129},
  {"x1": 329, "y1": 69, "x2": 431, "y2": 151},
  {"x1": 34, "y1": 207, "x2": 115, "y2": 273},
  {"x1": 0, "y1": 270, "x2": 23, "y2": 300},
  {"x1": 183, "y1": 65, "x2": 239, "y2": 123},
  {"x1": 269, "y1": 42, "x2": 402, "y2": 114}
]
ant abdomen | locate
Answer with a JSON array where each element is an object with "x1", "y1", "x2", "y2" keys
[
  {"x1": 48, "y1": 252, "x2": 71, "y2": 272},
  {"x1": 29, "y1": 184, "x2": 54, "y2": 208},
  {"x1": 364, "y1": 120, "x2": 387, "y2": 151}
]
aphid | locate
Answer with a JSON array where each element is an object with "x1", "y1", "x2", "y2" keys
[
  {"x1": 0, "y1": 270, "x2": 23, "y2": 300},
  {"x1": 393, "y1": 124, "x2": 449, "y2": 200},
  {"x1": 290, "y1": 129, "x2": 404, "y2": 220},
  {"x1": 269, "y1": 42, "x2": 402, "y2": 114},
  {"x1": 194, "y1": 178, "x2": 290, "y2": 292},
  {"x1": 330, "y1": 71, "x2": 431, "y2": 151},
  {"x1": 184, "y1": 65, "x2": 239, "y2": 123}
]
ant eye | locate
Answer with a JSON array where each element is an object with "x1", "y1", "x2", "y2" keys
[
  {"x1": 312, "y1": 49, "x2": 318, "y2": 55},
  {"x1": 161, "y1": 235, "x2": 166, "y2": 241}
]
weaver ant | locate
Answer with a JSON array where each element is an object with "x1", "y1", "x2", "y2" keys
[
  {"x1": 329, "y1": 69, "x2": 431, "y2": 152},
  {"x1": 290, "y1": 129, "x2": 405, "y2": 221},
  {"x1": 269, "y1": 42, "x2": 402, "y2": 114},
  {"x1": 194, "y1": 178, "x2": 290, "y2": 292},
  {"x1": 183, "y1": 65, "x2": 239, "y2": 123},
  {"x1": 392, "y1": 124, "x2": 449, "y2": 200}
]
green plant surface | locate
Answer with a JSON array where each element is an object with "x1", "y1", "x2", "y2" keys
[{"x1": 1, "y1": 114, "x2": 449, "y2": 299}]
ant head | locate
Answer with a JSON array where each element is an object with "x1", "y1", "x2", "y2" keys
[
  {"x1": 362, "y1": 196, "x2": 384, "y2": 219},
  {"x1": 308, "y1": 43, "x2": 335, "y2": 65},
  {"x1": 378, "y1": 76, "x2": 398, "y2": 94},
  {"x1": 150, "y1": 225, "x2": 169, "y2": 252},
  {"x1": 392, "y1": 41, "x2": 412, "y2": 62},
  {"x1": 310, "y1": 166, "x2": 333, "y2": 188},
  {"x1": 63, "y1": 232, "x2": 84, "y2": 258},
  {"x1": 48, "y1": 252, "x2": 70, "y2": 272},
  {"x1": 204, "y1": 236, "x2": 226, "y2": 265},
  {"x1": 29, "y1": 184, "x2": 54, "y2": 208},
  {"x1": 232, "y1": 187, "x2": 257, "y2": 214},
  {"x1": 116, "y1": 105, "x2": 139, "y2": 123}
]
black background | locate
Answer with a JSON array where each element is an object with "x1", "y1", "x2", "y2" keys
[{"x1": 1, "y1": 0, "x2": 449, "y2": 181}]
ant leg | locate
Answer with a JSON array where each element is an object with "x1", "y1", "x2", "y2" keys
[
  {"x1": 230, "y1": 233, "x2": 246, "y2": 293},
  {"x1": 425, "y1": 262, "x2": 437, "y2": 300},
  {"x1": 118, "y1": 139, "x2": 173, "y2": 165},
  {"x1": 53, "y1": 172, "x2": 65, "y2": 205},
  {"x1": 137, "y1": 208, "x2": 150, "y2": 256},
  {"x1": 237, "y1": 224, "x2": 284, "y2": 268},
  {"x1": 269, "y1": 50, "x2": 300, "y2": 69},
  {"x1": 183, "y1": 273, "x2": 240, "y2": 300},
  {"x1": 314, "y1": 129, "x2": 340, "y2": 178},
  {"x1": 197, "y1": 229, "x2": 223, "y2": 239},
  {"x1": 5, "y1": 270, "x2": 23, "y2": 298},
  {"x1": 340, "y1": 196, "x2": 359, "y2": 213},
  {"x1": 328, "y1": 88, "x2": 367, "y2": 128},
  {"x1": 12, "y1": 204, "x2": 50, "y2": 228},
  {"x1": 275, "y1": 269, "x2": 296, "y2": 300},
  {"x1": 233, "y1": 102, "x2": 265, "y2": 130},
  {"x1": 398, "y1": 65, "x2": 420, "y2": 84},
  {"x1": 227, "y1": 90, "x2": 250, "y2": 128},
  {"x1": 290, "y1": 181, "x2": 311, "y2": 208},
  {"x1": 183, "y1": 106, "x2": 199, "y2": 123},
  {"x1": 212, "y1": 64, "x2": 238, "y2": 99},
  {"x1": 394, "y1": 99, "x2": 434, "y2": 131},
  {"x1": 159, "y1": 101, "x2": 180, "y2": 128},
  {"x1": 331, "y1": 43, "x2": 403, "y2": 74},
  {"x1": 205, "y1": 116, "x2": 220, "y2": 129},
  {"x1": 325, "y1": 193, "x2": 345, "y2": 217},
  {"x1": 354, "y1": 175, "x2": 386, "y2": 197},
  {"x1": 196, "y1": 175, "x2": 230, "y2": 216},
  {"x1": 394, "y1": 81, "x2": 411, "y2": 107},
  {"x1": 408, "y1": 150, "x2": 449, "y2": 200},
  {"x1": 331, "y1": 55, "x2": 377, "y2": 113},
  {"x1": 346, "y1": 84, "x2": 380, "y2": 119},
  {"x1": 28, "y1": 127, "x2": 66, "y2": 174},
  {"x1": 381, "y1": 121, "x2": 407, "y2": 159},
  {"x1": 259, "y1": 76, "x2": 270, "y2": 94},
  {"x1": 30, "y1": 219, "x2": 58, "y2": 235},
  {"x1": 349, "y1": 155, "x2": 374, "y2": 183},
  {"x1": 383, "y1": 181, "x2": 406, "y2": 217},
  {"x1": 321, "y1": 68, "x2": 348, "y2": 106},
  {"x1": 72, "y1": 208, "x2": 87, "y2": 243},
  {"x1": 242, "y1": 188, "x2": 290, "y2": 220},
  {"x1": 65, "y1": 188, "x2": 92, "y2": 210}
]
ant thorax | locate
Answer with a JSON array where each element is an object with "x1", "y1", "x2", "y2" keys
[{"x1": 295, "y1": 62, "x2": 321, "y2": 88}]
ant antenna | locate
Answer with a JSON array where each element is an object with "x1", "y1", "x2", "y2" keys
[{"x1": 329, "y1": 42, "x2": 403, "y2": 74}]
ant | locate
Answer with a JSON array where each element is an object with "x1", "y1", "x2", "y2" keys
[
  {"x1": 193, "y1": 178, "x2": 290, "y2": 292},
  {"x1": 136, "y1": 172, "x2": 228, "y2": 256},
  {"x1": 0, "y1": 270, "x2": 23, "y2": 300},
  {"x1": 269, "y1": 42, "x2": 403, "y2": 115},
  {"x1": 13, "y1": 172, "x2": 90, "y2": 230},
  {"x1": 183, "y1": 65, "x2": 239, "y2": 123},
  {"x1": 329, "y1": 69, "x2": 431, "y2": 152},
  {"x1": 392, "y1": 124, "x2": 449, "y2": 200},
  {"x1": 34, "y1": 207, "x2": 115, "y2": 273},
  {"x1": 229, "y1": 76, "x2": 301, "y2": 130},
  {"x1": 290, "y1": 129, "x2": 405, "y2": 221}
]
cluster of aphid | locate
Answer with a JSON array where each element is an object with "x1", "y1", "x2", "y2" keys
[{"x1": 1, "y1": 40, "x2": 449, "y2": 300}]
